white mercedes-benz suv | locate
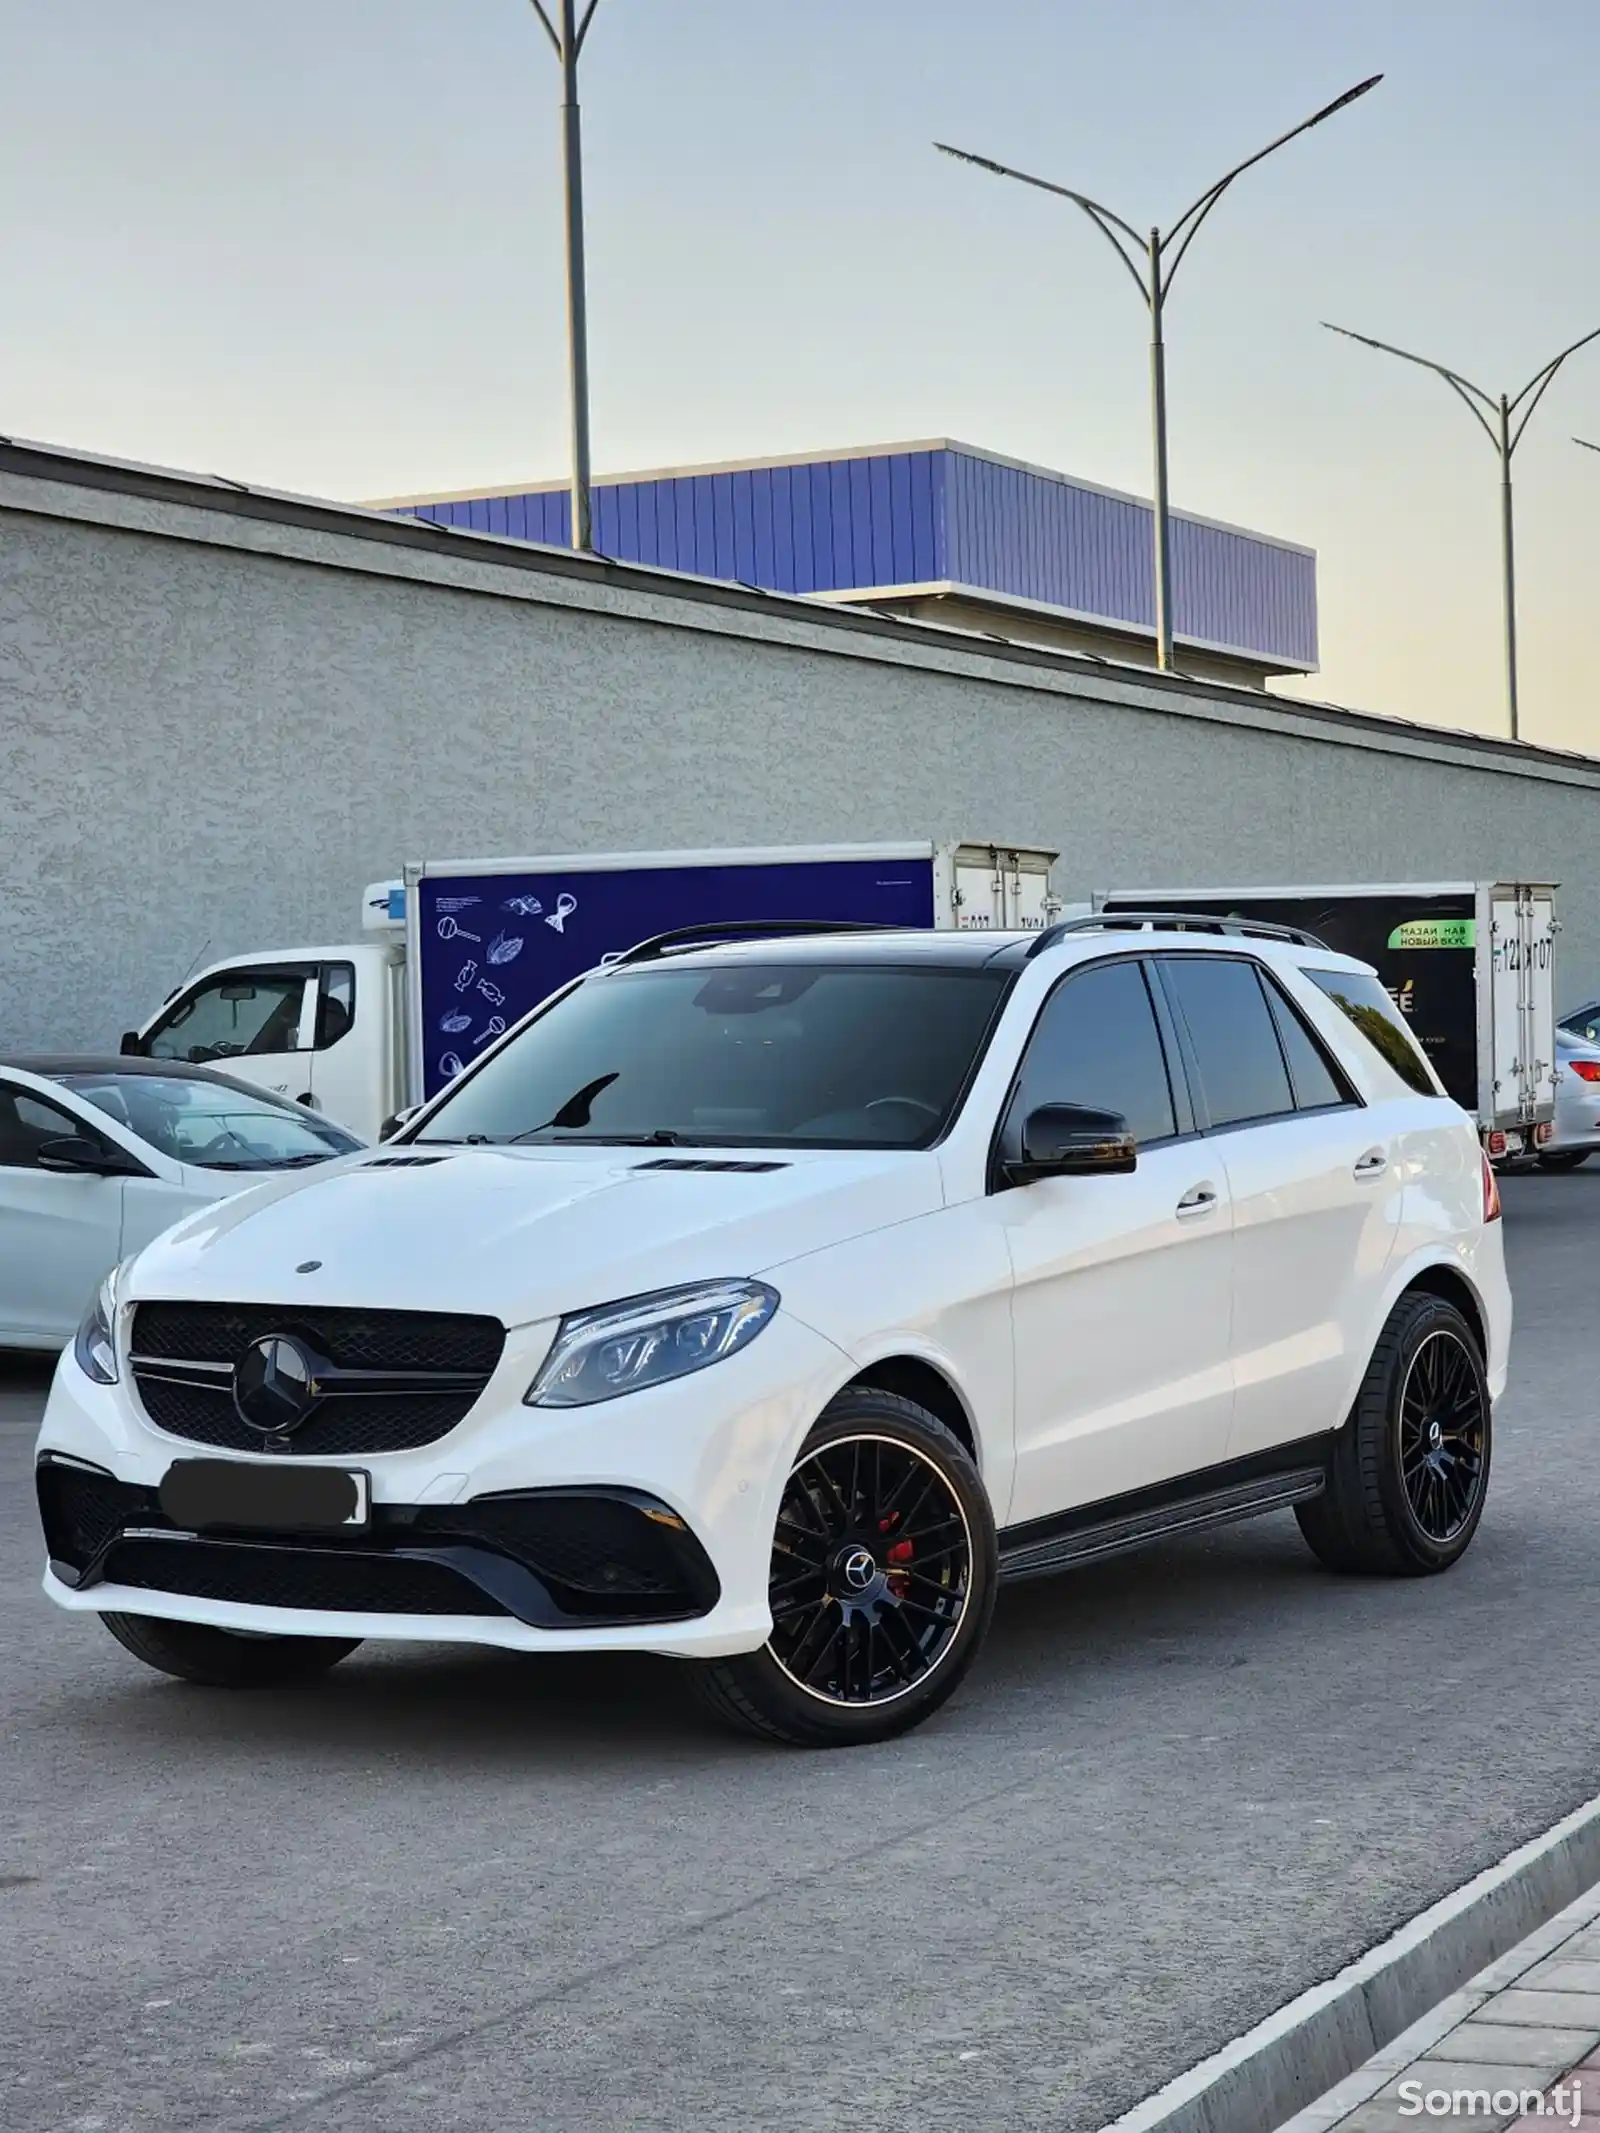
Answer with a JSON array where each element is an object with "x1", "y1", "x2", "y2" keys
[{"x1": 36, "y1": 915, "x2": 1510, "y2": 1747}]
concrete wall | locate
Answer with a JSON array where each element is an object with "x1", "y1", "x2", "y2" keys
[{"x1": 4, "y1": 446, "x2": 1599, "y2": 1056}]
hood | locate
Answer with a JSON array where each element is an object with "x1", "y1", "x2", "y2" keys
[{"x1": 125, "y1": 1143, "x2": 944, "y2": 1326}]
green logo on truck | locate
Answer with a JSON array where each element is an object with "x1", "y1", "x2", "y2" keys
[{"x1": 1388, "y1": 919, "x2": 1475, "y2": 950}]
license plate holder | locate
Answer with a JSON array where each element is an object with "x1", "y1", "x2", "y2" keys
[{"x1": 158, "y1": 1459, "x2": 371, "y2": 1534}]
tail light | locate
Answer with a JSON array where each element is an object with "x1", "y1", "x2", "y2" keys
[
  {"x1": 1570, "y1": 1061, "x2": 1600, "y2": 1083},
  {"x1": 1486, "y1": 1129, "x2": 1508, "y2": 1158},
  {"x1": 1482, "y1": 1151, "x2": 1502, "y2": 1222}
]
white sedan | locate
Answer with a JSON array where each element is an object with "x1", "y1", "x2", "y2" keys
[{"x1": 0, "y1": 1057, "x2": 363, "y2": 1350}]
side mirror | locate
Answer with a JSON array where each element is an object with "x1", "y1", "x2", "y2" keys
[
  {"x1": 119, "y1": 1030, "x2": 143, "y2": 1056},
  {"x1": 379, "y1": 1106, "x2": 420, "y2": 1142},
  {"x1": 1008, "y1": 1104, "x2": 1137, "y2": 1185},
  {"x1": 35, "y1": 1136, "x2": 136, "y2": 1178}
]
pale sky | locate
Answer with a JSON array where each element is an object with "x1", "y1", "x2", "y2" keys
[{"x1": 2, "y1": 0, "x2": 1597, "y2": 749}]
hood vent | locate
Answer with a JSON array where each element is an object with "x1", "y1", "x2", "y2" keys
[
  {"x1": 633, "y1": 1157, "x2": 790, "y2": 1174},
  {"x1": 366, "y1": 1154, "x2": 453, "y2": 1169}
]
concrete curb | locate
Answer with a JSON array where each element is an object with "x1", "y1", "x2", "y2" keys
[{"x1": 1097, "y1": 1789, "x2": 1600, "y2": 2133}]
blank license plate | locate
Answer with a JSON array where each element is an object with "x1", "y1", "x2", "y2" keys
[{"x1": 158, "y1": 1460, "x2": 371, "y2": 1534}]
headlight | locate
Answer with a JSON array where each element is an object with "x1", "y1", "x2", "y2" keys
[
  {"x1": 73, "y1": 1272, "x2": 120, "y2": 1386},
  {"x1": 525, "y1": 1279, "x2": 779, "y2": 1409}
]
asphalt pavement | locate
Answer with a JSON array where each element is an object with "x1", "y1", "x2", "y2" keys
[{"x1": 6, "y1": 1175, "x2": 1600, "y2": 2133}]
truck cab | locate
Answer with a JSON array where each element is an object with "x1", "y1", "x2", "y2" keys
[{"x1": 123, "y1": 940, "x2": 401, "y2": 1143}]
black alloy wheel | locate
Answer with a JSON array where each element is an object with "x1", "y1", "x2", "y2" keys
[
  {"x1": 1397, "y1": 1330, "x2": 1488, "y2": 1544},
  {"x1": 691, "y1": 1388, "x2": 997, "y2": 1746},
  {"x1": 1296, "y1": 1292, "x2": 1492, "y2": 1576},
  {"x1": 767, "y1": 1433, "x2": 972, "y2": 1706}
]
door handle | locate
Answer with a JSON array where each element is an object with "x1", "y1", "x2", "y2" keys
[
  {"x1": 1176, "y1": 1184, "x2": 1219, "y2": 1218},
  {"x1": 1353, "y1": 1150, "x2": 1388, "y2": 1179}
]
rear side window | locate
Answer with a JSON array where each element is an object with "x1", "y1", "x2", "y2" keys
[
  {"x1": 1160, "y1": 957, "x2": 1295, "y2": 1128},
  {"x1": 1261, "y1": 975, "x2": 1353, "y2": 1111},
  {"x1": 1007, "y1": 959, "x2": 1177, "y2": 1145},
  {"x1": 1304, "y1": 967, "x2": 1441, "y2": 1097}
]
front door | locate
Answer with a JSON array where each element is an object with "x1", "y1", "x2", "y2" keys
[
  {"x1": 998, "y1": 956, "x2": 1236, "y2": 1527},
  {"x1": 142, "y1": 965, "x2": 318, "y2": 1106},
  {"x1": 0, "y1": 1080, "x2": 126, "y2": 1343}
]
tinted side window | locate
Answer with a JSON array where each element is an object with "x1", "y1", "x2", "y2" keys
[
  {"x1": 316, "y1": 964, "x2": 355, "y2": 1049},
  {"x1": 1161, "y1": 957, "x2": 1294, "y2": 1128},
  {"x1": 1262, "y1": 976, "x2": 1352, "y2": 1111},
  {"x1": 0, "y1": 1084, "x2": 90, "y2": 1170},
  {"x1": 1304, "y1": 967, "x2": 1441, "y2": 1097},
  {"x1": 1009, "y1": 960, "x2": 1177, "y2": 1145}
]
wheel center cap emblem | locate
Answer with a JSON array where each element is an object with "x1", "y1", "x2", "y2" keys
[
  {"x1": 233, "y1": 1334, "x2": 321, "y2": 1434},
  {"x1": 841, "y1": 1547, "x2": 877, "y2": 1592},
  {"x1": 1427, "y1": 1419, "x2": 1443, "y2": 1451}
]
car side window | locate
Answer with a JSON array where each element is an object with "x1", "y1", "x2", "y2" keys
[
  {"x1": 0, "y1": 1084, "x2": 90, "y2": 1170},
  {"x1": 1160, "y1": 957, "x2": 1296, "y2": 1129},
  {"x1": 1261, "y1": 974, "x2": 1355, "y2": 1111},
  {"x1": 145, "y1": 971, "x2": 310, "y2": 1064},
  {"x1": 315, "y1": 964, "x2": 355, "y2": 1050},
  {"x1": 1005, "y1": 958, "x2": 1178, "y2": 1147}
]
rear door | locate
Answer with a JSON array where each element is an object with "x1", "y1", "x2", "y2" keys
[
  {"x1": 1489, "y1": 888, "x2": 1557, "y2": 1129},
  {"x1": 1154, "y1": 955, "x2": 1403, "y2": 1459},
  {"x1": 1000, "y1": 954, "x2": 1235, "y2": 1523},
  {"x1": 141, "y1": 964, "x2": 318, "y2": 1106}
]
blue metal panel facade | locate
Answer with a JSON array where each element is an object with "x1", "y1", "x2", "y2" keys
[{"x1": 400, "y1": 442, "x2": 1315, "y2": 668}]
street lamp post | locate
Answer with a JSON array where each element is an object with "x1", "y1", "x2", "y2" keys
[
  {"x1": 1323, "y1": 323, "x2": 1600, "y2": 742},
  {"x1": 936, "y1": 77, "x2": 1381, "y2": 674},
  {"x1": 528, "y1": 0, "x2": 602, "y2": 553}
]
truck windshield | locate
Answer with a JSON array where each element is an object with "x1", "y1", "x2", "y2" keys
[
  {"x1": 1302, "y1": 968, "x2": 1441, "y2": 1097},
  {"x1": 414, "y1": 962, "x2": 1011, "y2": 1150}
]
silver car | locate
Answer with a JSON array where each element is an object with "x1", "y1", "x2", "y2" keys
[{"x1": 1539, "y1": 1026, "x2": 1600, "y2": 1170}]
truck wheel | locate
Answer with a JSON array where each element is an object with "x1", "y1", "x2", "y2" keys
[
  {"x1": 1296, "y1": 1294, "x2": 1491, "y2": 1577},
  {"x1": 691, "y1": 1388, "x2": 997, "y2": 1747},
  {"x1": 1537, "y1": 1150, "x2": 1589, "y2": 1172},
  {"x1": 102, "y1": 1613, "x2": 362, "y2": 1687}
]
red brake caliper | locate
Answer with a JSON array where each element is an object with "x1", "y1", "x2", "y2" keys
[{"x1": 879, "y1": 1512, "x2": 913, "y2": 1595}]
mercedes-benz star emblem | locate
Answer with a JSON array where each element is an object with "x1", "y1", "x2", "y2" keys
[
  {"x1": 841, "y1": 1547, "x2": 877, "y2": 1592},
  {"x1": 233, "y1": 1334, "x2": 322, "y2": 1435}
]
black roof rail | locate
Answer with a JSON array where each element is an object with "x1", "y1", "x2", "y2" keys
[
  {"x1": 604, "y1": 918, "x2": 900, "y2": 968},
  {"x1": 1025, "y1": 910, "x2": 1330, "y2": 958}
]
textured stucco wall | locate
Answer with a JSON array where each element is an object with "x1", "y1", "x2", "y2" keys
[{"x1": 4, "y1": 464, "x2": 1599, "y2": 1056}]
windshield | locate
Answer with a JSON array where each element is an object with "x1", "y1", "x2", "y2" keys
[
  {"x1": 62, "y1": 1074, "x2": 363, "y2": 1170},
  {"x1": 414, "y1": 962, "x2": 1011, "y2": 1149}
]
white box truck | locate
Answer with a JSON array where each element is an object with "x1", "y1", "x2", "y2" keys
[
  {"x1": 1095, "y1": 881, "x2": 1558, "y2": 1158},
  {"x1": 122, "y1": 840, "x2": 1058, "y2": 1142}
]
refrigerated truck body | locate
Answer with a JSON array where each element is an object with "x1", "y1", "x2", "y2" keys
[
  {"x1": 1094, "y1": 882, "x2": 1557, "y2": 1158},
  {"x1": 125, "y1": 841, "x2": 1058, "y2": 1142}
]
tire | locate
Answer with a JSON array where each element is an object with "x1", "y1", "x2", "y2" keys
[
  {"x1": 101, "y1": 1612, "x2": 361, "y2": 1688},
  {"x1": 691, "y1": 1387, "x2": 998, "y2": 1747},
  {"x1": 1295, "y1": 1293, "x2": 1491, "y2": 1577},
  {"x1": 1538, "y1": 1150, "x2": 1590, "y2": 1172}
]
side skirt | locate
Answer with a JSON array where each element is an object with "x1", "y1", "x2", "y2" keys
[{"x1": 996, "y1": 1436, "x2": 1332, "y2": 1584}]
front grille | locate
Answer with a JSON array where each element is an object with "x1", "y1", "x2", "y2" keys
[
  {"x1": 132, "y1": 1303, "x2": 502, "y2": 1375},
  {"x1": 129, "y1": 1301, "x2": 505, "y2": 1456},
  {"x1": 103, "y1": 1537, "x2": 506, "y2": 1617}
]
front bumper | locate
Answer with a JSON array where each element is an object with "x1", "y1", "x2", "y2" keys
[{"x1": 34, "y1": 1308, "x2": 849, "y2": 1660}]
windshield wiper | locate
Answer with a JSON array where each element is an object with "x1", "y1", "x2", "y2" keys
[
  {"x1": 510, "y1": 1127, "x2": 684, "y2": 1147},
  {"x1": 508, "y1": 1073, "x2": 622, "y2": 1142}
]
